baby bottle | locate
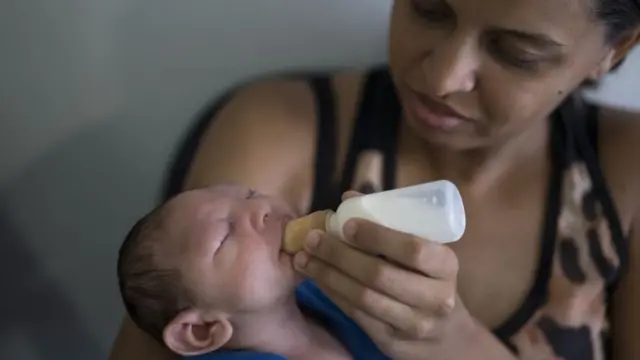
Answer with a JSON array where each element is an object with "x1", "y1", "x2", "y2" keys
[{"x1": 282, "y1": 180, "x2": 466, "y2": 254}]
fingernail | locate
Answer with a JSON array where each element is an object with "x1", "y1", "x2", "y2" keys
[
  {"x1": 305, "y1": 231, "x2": 321, "y2": 250},
  {"x1": 293, "y1": 252, "x2": 309, "y2": 269},
  {"x1": 343, "y1": 220, "x2": 357, "y2": 239}
]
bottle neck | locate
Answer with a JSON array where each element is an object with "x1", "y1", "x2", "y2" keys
[{"x1": 325, "y1": 210, "x2": 341, "y2": 239}]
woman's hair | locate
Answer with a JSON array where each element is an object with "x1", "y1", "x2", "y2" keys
[
  {"x1": 580, "y1": 0, "x2": 639, "y2": 79},
  {"x1": 596, "y1": 0, "x2": 640, "y2": 70},
  {"x1": 597, "y1": 0, "x2": 640, "y2": 42}
]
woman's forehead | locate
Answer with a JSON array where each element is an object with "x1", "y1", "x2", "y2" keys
[
  {"x1": 435, "y1": 0, "x2": 601, "y2": 43},
  {"x1": 443, "y1": 0, "x2": 591, "y2": 18}
]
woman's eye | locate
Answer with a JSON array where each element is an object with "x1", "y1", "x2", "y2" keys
[
  {"x1": 486, "y1": 38, "x2": 543, "y2": 71},
  {"x1": 410, "y1": 0, "x2": 453, "y2": 23},
  {"x1": 506, "y1": 57, "x2": 541, "y2": 71}
]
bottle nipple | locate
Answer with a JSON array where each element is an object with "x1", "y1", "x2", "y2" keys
[{"x1": 282, "y1": 210, "x2": 331, "y2": 254}]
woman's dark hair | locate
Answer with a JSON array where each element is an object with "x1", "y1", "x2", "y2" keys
[
  {"x1": 584, "y1": 0, "x2": 640, "y2": 76},
  {"x1": 597, "y1": 0, "x2": 640, "y2": 70},
  {"x1": 597, "y1": 0, "x2": 640, "y2": 42}
]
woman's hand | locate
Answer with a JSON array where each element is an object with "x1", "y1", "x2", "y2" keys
[{"x1": 292, "y1": 192, "x2": 478, "y2": 360}]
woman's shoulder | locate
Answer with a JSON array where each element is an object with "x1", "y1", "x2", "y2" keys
[
  {"x1": 201, "y1": 67, "x2": 369, "y2": 145},
  {"x1": 183, "y1": 77, "x2": 321, "y2": 210},
  {"x1": 220, "y1": 67, "x2": 369, "y2": 126},
  {"x1": 183, "y1": 68, "x2": 369, "y2": 213},
  {"x1": 596, "y1": 105, "x2": 640, "y2": 229}
]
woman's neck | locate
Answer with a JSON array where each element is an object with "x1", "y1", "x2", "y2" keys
[{"x1": 400, "y1": 117, "x2": 550, "y2": 195}]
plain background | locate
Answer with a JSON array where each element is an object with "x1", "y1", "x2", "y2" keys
[{"x1": 0, "y1": 1, "x2": 638, "y2": 359}]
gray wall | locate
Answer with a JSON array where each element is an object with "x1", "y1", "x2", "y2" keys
[{"x1": 0, "y1": 1, "x2": 637, "y2": 359}]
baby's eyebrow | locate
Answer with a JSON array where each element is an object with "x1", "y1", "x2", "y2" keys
[
  {"x1": 246, "y1": 188, "x2": 257, "y2": 198},
  {"x1": 203, "y1": 203, "x2": 229, "y2": 220}
]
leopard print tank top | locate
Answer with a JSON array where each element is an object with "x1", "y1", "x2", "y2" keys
[
  {"x1": 307, "y1": 68, "x2": 627, "y2": 360},
  {"x1": 163, "y1": 66, "x2": 627, "y2": 360}
]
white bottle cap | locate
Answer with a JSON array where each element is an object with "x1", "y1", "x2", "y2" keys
[{"x1": 444, "y1": 180, "x2": 466, "y2": 242}]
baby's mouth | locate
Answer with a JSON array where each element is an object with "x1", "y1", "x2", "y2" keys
[{"x1": 278, "y1": 216, "x2": 293, "y2": 253}]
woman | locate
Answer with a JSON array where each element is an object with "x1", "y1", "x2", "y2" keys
[{"x1": 110, "y1": 0, "x2": 640, "y2": 359}]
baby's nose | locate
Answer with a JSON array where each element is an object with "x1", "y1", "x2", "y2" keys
[{"x1": 247, "y1": 203, "x2": 271, "y2": 231}]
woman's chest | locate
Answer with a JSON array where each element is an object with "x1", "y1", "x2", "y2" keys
[
  {"x1": 347, "y1": 154, "x2": 550, "y2": 329},
  {"x1": 341, "y1": 143, "x2": 622, "y2": 349},
  {"x1": 447, "y1": 194, "x2": 548, "y2": 329}
]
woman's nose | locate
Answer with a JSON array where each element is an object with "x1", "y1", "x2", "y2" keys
[{"x1": 422, "y1": 33, "x2": 479, "y2": 97}]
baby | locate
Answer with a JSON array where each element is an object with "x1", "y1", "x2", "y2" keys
[{"x1": 117, "y1": 183, "x2": 386, "y2": 360}]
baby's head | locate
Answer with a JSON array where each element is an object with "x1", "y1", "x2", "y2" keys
[{"x1": 117, "y1": 183, "x2": 299, "y2": 356}]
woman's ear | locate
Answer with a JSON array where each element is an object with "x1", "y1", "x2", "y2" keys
[
  {"x1": 589, "y1": 28, "x2": 640, "y2": 80},
  {"x1": 612, "y1": 28, "x2": 640, "y2": 65},
  {"x1": 163, "y1": 309, "x2": 233, "y2": 356}
]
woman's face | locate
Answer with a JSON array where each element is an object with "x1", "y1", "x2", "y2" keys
[{"x1": 388, "y1": 0, "x2": 616, "y2": 149}]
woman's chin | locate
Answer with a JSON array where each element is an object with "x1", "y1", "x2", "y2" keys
[{"x1": 408, "y1": 121, "x2": 490, "y2": 151}]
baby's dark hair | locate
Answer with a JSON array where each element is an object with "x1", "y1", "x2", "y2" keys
[{"x1": 117, "y1": 203, "x2": 196, "y2": 344}]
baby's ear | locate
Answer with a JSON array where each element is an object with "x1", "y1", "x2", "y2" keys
[{"x1": 163, "y1": 309, "x2": 232, "y2": 356}]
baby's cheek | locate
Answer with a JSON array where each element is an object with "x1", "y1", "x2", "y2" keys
[{"x1": 234, "y1": 261, "x2": 286, "y2": 311}]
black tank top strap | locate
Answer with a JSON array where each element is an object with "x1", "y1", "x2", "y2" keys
[
  {"x1": 556, "y1": 96, "x2": 627, "y2": 360},
  {"x1": 584, "y1": 101, "x2": 599, "y2": 154},
  {"x1": 162, "y1": 72, "x2": 340, "y2": 212},
  {"x1": 308, "y1": 75, "x2": 340, "y2": 212},
  {"x1": 562, "y1": 96, "x2": 628, "y2": 276},
  {"x1": 161, "y1": 86, "x2": 238, "y2": 201},
  {"x1": 379, "y1": 71, "x2": 403, "y2": 190},
  {"x1": 340, "y1": 66, "x2": 402, "y2": 195}
]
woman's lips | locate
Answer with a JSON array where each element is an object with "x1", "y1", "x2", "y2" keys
[{"x1": 405, "y1": 89, "x2": 474, "y2": 131}]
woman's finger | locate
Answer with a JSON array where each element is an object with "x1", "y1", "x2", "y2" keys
[
  {"x1": 344, "y1": 219, "x2": 459, "y2": 280},
  {"x1": 341, "y1": 190, "x2": 364, "y2": 202},
  {"x1": 319, "y1": 286, "x2": 401, "y2": 354},
  {"x1": 319, "y1": 285, "x2": 395, "y2": 339},
  {"x1": 299, "y1": 255, "x2": 441, "y2": 339},
  {"x1": 320, "y1": 285, "x2": 430, "y2": 353},
  {"x1": 298, "y1": 231, "x2": 455, "y2": 315}
]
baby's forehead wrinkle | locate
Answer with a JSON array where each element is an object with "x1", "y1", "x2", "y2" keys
[
  {"x1": 207, "y1": 182, "x2": 251, "y2": 197},
  {"x1": 210, "y1": 181, "x2": 246, "y2": 190}
]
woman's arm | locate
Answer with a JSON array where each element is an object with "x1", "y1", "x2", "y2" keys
[
  {"x1": 600, "y1": 107, "x2": 640, "y2": 360},
  {"x1": 612, "y1": 215, "x2": 640, "y2": 360},
  {"x1": 108, "y1": 80, "x2": 320, "y2": 360},
  {"x1": 182, "y1": 80, "x2": 320, "y2": 207}
]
